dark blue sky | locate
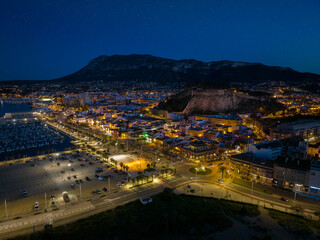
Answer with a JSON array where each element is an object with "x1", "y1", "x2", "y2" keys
[{"x1": 1, "y1": 0, "x2": 320, "y2": 80}]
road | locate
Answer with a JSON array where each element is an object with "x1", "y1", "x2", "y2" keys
[{"x1": 0, "y1": 181, "x2": 166, "y2": 239}]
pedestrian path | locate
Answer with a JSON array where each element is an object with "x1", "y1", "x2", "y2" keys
[{"x1": 0, "y1": 202, "x2": 94, "y2": 233}]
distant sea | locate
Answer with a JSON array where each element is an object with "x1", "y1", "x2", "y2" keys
[{"x1": 0, "y1": 102, "x2": 32, "y2": 117}]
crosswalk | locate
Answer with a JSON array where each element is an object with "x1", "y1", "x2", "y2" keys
[{"x1": 161, "y1": 176, "x2": 189, "y2": 188}]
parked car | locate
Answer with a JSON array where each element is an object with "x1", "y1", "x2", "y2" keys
[
  {"x1": 61, "y1": 170, "x2": 65, "y2": 174},
  {"x1": 85, "y1": 176, "x2": 90, "y2": 181},
  {"x1": 71, "y1": 168, "x2": 75, "y2": 171},
  {"x1": 73, "y1": 175, "x2": 77, "y2": 179},
  {"x1": 23, "y1": 189, "x2": 28, "y2": 197},
  {"x1": 280, "y1": 197, "x2": 288, "y2": 202},
  {"x1": 34, "y1": 202, "x2": 39, "y2": 211}
]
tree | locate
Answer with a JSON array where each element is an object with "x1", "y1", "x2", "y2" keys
[
  {"x1": 218, "y1": 166, "x2": 227, "y2": 179},
  {"x1": 131, "y1": 178, "x2": 135, "y2": 187},
  {"x1": 165, "y1": 168, "x2": 169, "y2": 177},
  {"x1": 120, "y1": 162, "x2": 124, "y2": 170},
  {"x1": 125, "y1": 165, "x2": 129, "y2": 172},
  {"x1": 147, "y1": 163, "x2": 150, "y2": 169}
]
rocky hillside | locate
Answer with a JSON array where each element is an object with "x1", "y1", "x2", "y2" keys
[
  {"x1": 55, "y1": 54, "x2": 320, "y2": 84},
  {"x1": 158, "y1": 89, "x2": 284, "y2": 114}
]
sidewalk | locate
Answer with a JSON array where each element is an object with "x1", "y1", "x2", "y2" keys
[
  {"x1": 0, "y1": 201, "x2": 94, "y2": 234},
  {"x1": 174, "y1": 180, "x2": 319, "y2": 220}
]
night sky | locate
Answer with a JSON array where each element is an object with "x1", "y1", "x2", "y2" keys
[{"x1": 1, "y1": 0, "x2": 320, "y2": 80}]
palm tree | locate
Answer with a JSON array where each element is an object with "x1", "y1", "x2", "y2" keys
[
  {"x1": 125, "y1": 165, "x2": 129, "y2": 172},
  {"x1": 119, "y1": 162, "x2": 124, "y2": 170},
  {"x1": 136, "y1": 176, "x2": 141, "y2": 185},
  {"x1": 218, "y1": 166, "x2": 227, "y2": 179},
  {"x1": 131, "y1": 178, "x2": 135, "y2": 187},
  {"x1": 114, "y1": 160, "x2": 118, "y2": 169},
  {"x1": 165, "y1": 168, "x2": 169, "y2": 177}
]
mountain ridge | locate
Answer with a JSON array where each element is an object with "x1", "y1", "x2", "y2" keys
[{"x1": 55, "y1": 54, "x2": 319, "y2": 84}]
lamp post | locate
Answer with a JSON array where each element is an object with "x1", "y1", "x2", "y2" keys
[
  {"x1": 68, "y1": 163, "x2": 71, "y2": 177},
  {"x1": 195, "y1": 167, "x2": 198, "y2": 183},
  {"x1": 251, "y1": 180, "x2": 254, "y2": 197},
  {"x1": 4, "y1": 200, "x2": 8, "y2": 219}
]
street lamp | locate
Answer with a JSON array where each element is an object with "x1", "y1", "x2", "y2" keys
[
  {"x1": 68, "y1": 163, "x2": 71, "y2": 177},
  {"x1": 115, "y1": 142, "x2": 118, "y2": 154}
]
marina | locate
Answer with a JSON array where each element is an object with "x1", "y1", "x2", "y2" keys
[{"x1": 0, "y1": 119, "x2": 75, "y2": 161}]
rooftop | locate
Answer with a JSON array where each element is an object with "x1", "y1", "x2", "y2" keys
[{"x1": 197, "y1": 114, "x2": 242, "y2": 121}]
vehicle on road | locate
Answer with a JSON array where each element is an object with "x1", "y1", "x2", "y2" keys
[
  {"x1": 61, "y1": 170, "x2": 65, "y2": 174},
  {"x1": 50, "y1": 195, "x2": 55, "y2": 200},
  {"x1": 117, "y1": 182, "x2": 123, "y2": 187},
  {"x1": 218, "y1": 163, "x2": 223, "y2": 166},
  {"x1": 34, "y1": 202, "x2": 39, "y2": 211},
  {"x1": 71, "y1": 168, "x2": 75, "y2": 171},
  {"x1": 70, "y1": 183, "x2": 75, "y2": 189},
  {"x1": 85, "y1": 176, "x2": 90, "y2": 181},
  {"x1": 189, "y1": 177, "x2": 196, "y2": 180},
  {"x1": 218, "y1": 179, "x2": 224, "y2": 184},
  {"x1": 98, "y1": 176, "x2": 103, "y2": 181},
  {"x1": 80, "y1": 164, "x2": 85, "y2": 167},
  {"x1": 57, "y1": 162, "x2": 60, "y2": 166},
  {"x1": 73, "y1": 175, "x2": 77, "y2": 179},
  {"x1": 79, "y1": 179, "x2": 83, "y2": 183},
  {"x1": 75, "y1": 180, "x2": 80, "y2": 184},
  {"x1": 103, "y1": 187, "x2": 107, "y2": 192},
  {"x1": 67, "y1": 176, "x2": 71, "y2": 180},
  {"x1": 280, "y1": 197, "x2": 288, "y2": 202},
  {"x1": 95, "y1": 189, "x2": 101, "y2": 194}
]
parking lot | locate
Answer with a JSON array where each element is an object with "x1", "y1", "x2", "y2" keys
[{"x1": 0, "y1": 151, "x2": 136, "y2": 218}]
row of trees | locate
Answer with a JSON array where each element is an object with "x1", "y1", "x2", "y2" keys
[{"x1": 108, "y1": 157, "x2": 129, "y2": 172}]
